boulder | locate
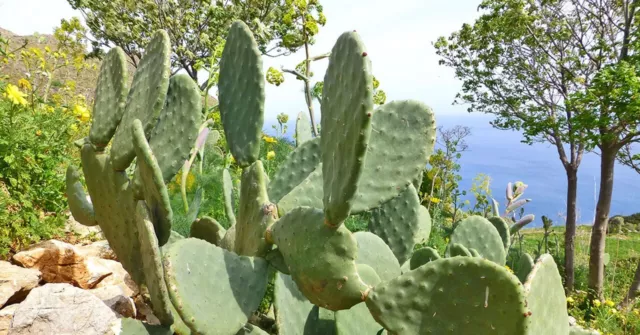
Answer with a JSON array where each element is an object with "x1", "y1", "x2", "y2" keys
[
  {"x1": 90, "y1": 286, "x2": 136, "y2": 318},
  {"x1": 0, "y1": 262, "x2": 41, "y2": 308},
  {"x1": 0, "y1": 304, "x2": 18, "y2": 335},
  {"x1": 8, "y1": 283, "x2": 119, "y2": 335},
  {"x1": 77, "y1": 240, "x2": 116, "y2": 260},
  {"x1": 66, "y1": 215, "x2": 103, "y2": 240},
  {"x1": 12, "y1": 240, "x2": 112, "y2": 289},
  {"x1": 93, "y1": 259, "x2": 138, "y2": 297}
]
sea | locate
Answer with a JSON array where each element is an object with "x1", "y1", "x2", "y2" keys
[{"x1": 264, "y1": 112, "x2": 640, "y2": 228}]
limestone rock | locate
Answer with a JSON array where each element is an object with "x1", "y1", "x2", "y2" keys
[
  {"x1": 0, "y1": 304, "x2": 18, "y2": 335},
  {"x1": 0, "y1": 262, "x2": 41, "y2": 308},
  {"x1": 8, "y1": 283, "x2": 119, "y2": 335},
  {"x1": 90, "y1": 286, "x2": 136, "y2": 318},
  {"x1": 12, "y1": 240, "x2": 112, "y2": 289},
  {"x1": 77, "y1": 240, "x2": 116, "y2": 260},
  {"x1": 66, "y1": 214, "x2": 103, "y2": 240},
  {"x1": 93, "y1": 259, "x2": 138, "y2": 297}
]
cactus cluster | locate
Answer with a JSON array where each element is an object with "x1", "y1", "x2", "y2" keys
[{"x1": 66, "y1": 21, "x2": 598, "y2": 335}]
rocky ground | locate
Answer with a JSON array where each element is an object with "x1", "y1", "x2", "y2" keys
[{"x1": 0, "y1": 217, "x2": 161, "y2": 335}]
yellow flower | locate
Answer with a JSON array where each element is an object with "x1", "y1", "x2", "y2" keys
[
  {"x1": 72, "y1": 104, "x2": 88, "y2": 116},
  {"x1": 609, "y1": 308, "x2": 617, "y2": 314},
  {"x1": 18, "y1": 78, "x2": 31, "y2": 91},
  {"x1": 69, "y1": 124, "x2": 78, "y2": 132},
  {"x1": 80, "y1": 112, "x2": 91, "y2": 122},
  {"x1": 266, "y1": 151, "x2": 276, "y2": 160},
  {"x1": 593, "y1": 299, "x2": 601, "y2": 307},
  {"x1": 3, "y1": 84, "x2": 27, "y2": 106},
  {"x1": 566, "y1": 297, "x2": 575, "y2": 304},
  {"x1": 429, "y1": 197, "x2": 441, "y2": 204},
  {"x1": 605, "y1": 300, "x2": 615, "y2": 307},
  {"x1": 504, "y1": 265, "x2": 514, "y2": 274},
  {"x1": 35, "y1": 130, "x2": 42, "y2": 136},
  {"x1": 633, "y1": 308, "x2": 639, "y2": 316},
  {"x1": 263, "y1": 135, "x2": 277, "y2": 143}
]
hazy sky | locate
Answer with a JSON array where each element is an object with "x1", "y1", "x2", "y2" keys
[{"x1": 0, "y1": 0, "x2": 482, "y2": 120}]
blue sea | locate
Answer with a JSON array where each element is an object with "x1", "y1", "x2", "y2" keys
[{"x1": 264, "y1": 112, "x2": 640, "y2": 228}]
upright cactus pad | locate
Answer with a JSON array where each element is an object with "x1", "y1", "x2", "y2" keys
[
  {"x1": 268, "y1": 138, "x2": 321, "y2": 204},
  {"x1": 354, "y1": 232, "x2": 401, "y2": 282},
  {"x1": 295, "y1": 111, "x2": 313, "y2": 147},
  {"x1": 488, "y1": 216, "x2": 510, "y2": 249},
  {"x1": 218, "y1": 21, "x2": 265, "y2": 167},
  {"x1": 65, "y1": 166, "x2": 97, "y2": 227},
  {"x1": 276, "y1": 165, "x2": 323, "y2": 215},
  {"x1": 335, "y1": 264, "x2": 384, "y2": 335},
  {"x1": 523, "y1": 254, "x2": 569, "y2": 335},
  {"x1": 448, "y1": 216, "x2": 507, "y2": 265},
  {"x1": 135, "y1": 202, "x2": 174, "y2": 326},
  {"x1": 369, "y1": 184, "x2": 428, "y2": 264},
  {"x1": 448, "y1": 243, "x2": 473, "y2": 257},
  {"x1": 235, "y1": 161, "x2": 277, "y2": 256},
  {"x1": 148, "y1": 74, "x2": 202, "y2": 183},
  {"x1": 516, "y1": 253, "x2": 535, "y2": 283},
  {"x1": 409, "y1": 247, "x2": 441, "y2": 270},
  {"x1": 111, "y1": 30, "x2": 171, "y2": 170},
  {"x1": 89, "y1": 47, "x2": 128, "y2": 148},
  {"x1": 352, "y1": 100, "x2": 436, "y2": 212},
  {"x1": 365, "y1": 257, "x2": 528, "y2": 334},
  {"x1": 163, "y1": 238, "x2": 269, "y2": 335},
  {"x1": 321, "y1": 31, "x2": 374, "y2": 226},
  {"x1": 274, "y1": 272, "x2": 336, "y2": 335},
  {"x1": 222, "y1": 168, "x2": 237, "y2": 226},
  {"x1": 190, "y1": 216, "x2": 226, "y2": 246},
  {"x1": 269, "y1": 207, "x2": 369, "y2": 310}
]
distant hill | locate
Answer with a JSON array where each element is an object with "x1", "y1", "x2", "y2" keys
[{"x1": 0, "y1": 27, "x2": 217, "y2": 108}]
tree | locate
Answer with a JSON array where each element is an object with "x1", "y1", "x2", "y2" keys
[
  {"x1": 67, "y1": 0, "x2": 305, "y2": 90},
  {"x1": 434, "y1": 0, "x2": 640, "y2": 296}
]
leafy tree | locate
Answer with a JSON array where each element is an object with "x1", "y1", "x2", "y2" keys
[
  {"x1": 67, "y1": 0, "x2": 306, "y2": 90},
  {"x1": 435, "y1": 0, "x2": 639, "y2": 296}
]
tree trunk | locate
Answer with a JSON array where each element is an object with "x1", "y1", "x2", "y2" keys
[
  {"x1": 564, "y1": 168, "x2": 578, "y2": 291},
  {"x1": 620, "y1": 260, "x2": 640, "y2": 310},
  {"x1": 588, "y1": 147, "x2": 617, "y2": 300}
]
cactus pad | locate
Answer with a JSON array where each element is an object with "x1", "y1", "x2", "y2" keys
[
  {"x1": 269, "y1": 207, "x2": 368, "y2": 310},
  {"x1": 148, "y1": 74, "x2": 202, "y2": 183},
  {"x1": 222, "y1": 168, "x2": 237, "y2": 226},
  {"x1": 218, "y1": 21, "x2": 265, "y2": 167},
  {"x1": 448, "y1": 242, "x2": 472, "y2": 257},
  {"x1": 352, "y1": 100, "x2": 436, "y2": 213},
  {"x1": 469, "y1": 248, "x2": 482, "y2": 258},
  {"x1": 65, "y1": 166, "x2": 97, "y2": 226},
  {"x1": 409, "y1": 247, "x2": 440, "y2": 270},
  {"x1": 448, "y1": 216, "x2": 506, "y2": 265},
  {"x1": 523, "y1": 254, "x2": 569, "y2": 335},
  {"x1": 365, "y1": 257, "x2": 528, "y2": 334},
  {"x1": 132, "y1": 119, "x2": 173, "y2": 245},
  {"x1": 488, "y1": 216, "x2": 510, "y2": 249},
  {"x1": 265, "y1": 249, "x2": 289, "y2": 275},
  {"x1": 276, "y1": 165, "x2": 323, "y2": 215},
  {"x1": 268, "y1": 137, "x2": 321, "y2": 203},
  {"x1": 220, "y1": 224, "x2": 236, "y2": 252},
  {"x1": 236, "y1": 324, "x2": 269, "y2": 334},
  {"x1": 111, "y1": 30, "x2": 171, "y2": 170},
  {"x1": 163, "y1": 238, "x2": 269, "y2": 335},
  {"x1": 89, "y1": 47, "x2": 128, "y2": 148},
  {"x1": 369, "y1": 184, "x2": 425, "y2": 264},
  {"x1": 295, "y1": 111, "x2": 312, "y2": 146},
  {"x1": 118, "y1": 318, "x2": 172, "y2": 335},
  {"x1": 274, "y1": 272, "x2": 336, "y2": 335},
  {"x1": 335, "y1": 264, "x2": 384, "y2": 335},
  {"x1": 516, "y1": 253, "x2": 534, "y2": 283},
  {"x1": 321, "y1": 31, "x2": 374, "y2": 226},
  {"x1": 135, "y1": 202, "x2": 174, "y2": 326},
  {"x1": 190, "y1": 216, "x2": 226, "y2": 246},
  {"x1": 235, "y1": 161, "x2": 277, "y2": 256},
  {"x1": 353, "y1": 232, "x2": 401, "y2": 282}
]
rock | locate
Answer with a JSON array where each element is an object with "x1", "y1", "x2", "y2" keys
[
  {"x1": 66, "y1": 214, "x2": 103, "y2": 240},
  {"x1": 90, "y1": 286, "x2": 136, "y2": 318},
  {"x1": 77, "y1": 240, "x2": 116, "y2": 260},
  {"x1": 8, "y1": 283, "x2": 119, "y2": 335},
  {"x1": 568, "y1": 316, "x2": 577, "y2": 326},
  {"x1": 12, "y1": 240, "x2": 111, "y2": 289},
  {"x1": 0, "y1": 304, "x2": 18, "y2": 335},
  {"x1": 93, "y1": 259, "x2": 138, "y2": 297},
  {"x1": 0, "y1": 262, "x2": 41, "y2": 308}
]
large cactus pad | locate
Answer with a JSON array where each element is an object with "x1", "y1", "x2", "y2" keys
[
  {"x1": 353, "y1": 231, "x2": 400, "y2": 282},
  {"x1": 448, "y1": 216, "x2": 506, "y2": 265},
  {"x1": 365, "y1": 257, "x2": 528, "y2": 334},
  {"x1": 523, "y1": 254, "x2": 569, "y2": 335},
  {"x1": 268, "y1": 138, "x2": 321, "y2": 204}
]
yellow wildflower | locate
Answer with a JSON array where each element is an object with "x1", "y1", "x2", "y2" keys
[
  {"x1": 605, "y1": 300, "x2": 615, "y2": 307},
  {"x1": 633, "y1": 308, "x2": 639, "y2": 316},
  {"x1": 18, "y1": 78, "x2": 31, "y2": 91},
  {"x1": 609, "y1": 308, "x2": 617, "y2": 314},
  {"x1": 263, "y1": 135, "x2": 277, "y2": 143},
  {"x1": 266, "y1": 151, "x2": 276, "y2": 160},
  {"x1": 429, "y1": 197, "x2": 441, "y2": 204},
  {"x1": 80, "y1": 112, "x2": 91, "y2": 122},
  {"x1": 3, "y1": 84, "x2": 27, "y2": 106},
  {"x1": 35, "y1": 130, "x2": 42, "y2": 136},
  {"x1": 72, "y1": 104, "x2": 88, "y2": 116},
  {"x1": 504, "y1": 265, "x2": 514, "y2": 274},
  {"x1": 593, "y1": 299, "x2": 601, "y2": 307},
  {"x1": 566, "y1": 297, "x2": 575, "y2": 304},
  {"x1": 44, "y1": 46, "x2": 51, "y2": 53},
  {"x1": 69, "y1": 124, "x2": 78, "y2": 132}
]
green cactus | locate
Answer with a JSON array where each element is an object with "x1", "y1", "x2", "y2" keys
[
  {"x1": 295, "y1": 111, "x2": 313, "y2": 147},
  {"x1": 409, "y1": 247, "x2": 441, "y2": 270},
  {"x1": 447, "y1": 215, "x2": 507, "y2": 265}
]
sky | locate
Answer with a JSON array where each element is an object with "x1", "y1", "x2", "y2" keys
[{"x1": 0, "y1": 0, "x2": 482, "y2": 121}]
